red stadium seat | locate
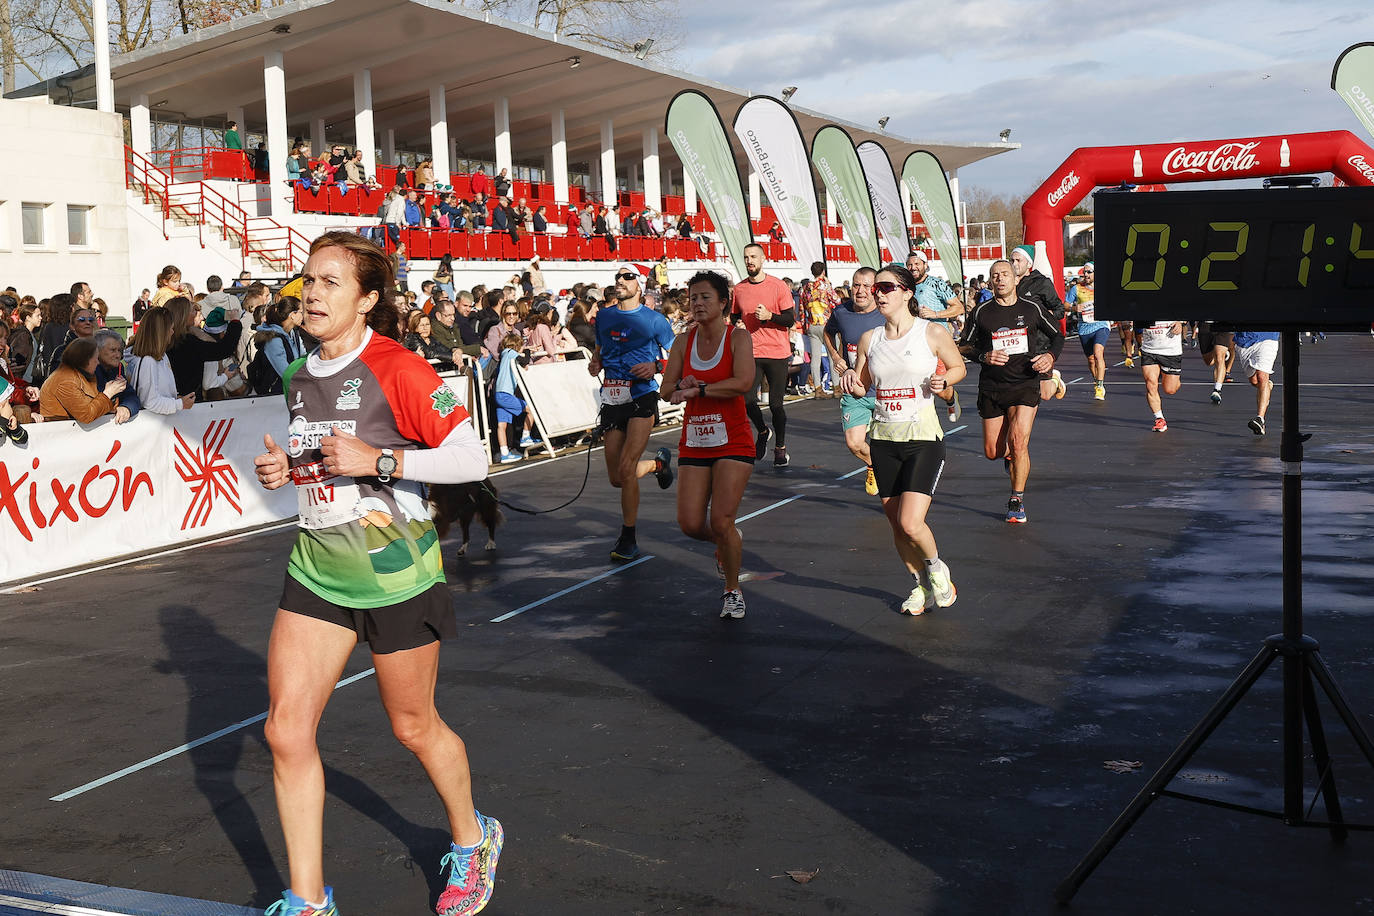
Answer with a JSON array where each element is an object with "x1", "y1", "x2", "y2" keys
[
  {"x1": 448, "y1": 234, "x2": 468, "y2": 259},
  {"x1": 589, "y1": 236, "x2": 609, "y2": 260},
  {"x1": 517, "y1": 236, "x2": 535, "y2": 260},
  {"x1": 535, "y1": 234, "x2": 553, "y2": 259}
]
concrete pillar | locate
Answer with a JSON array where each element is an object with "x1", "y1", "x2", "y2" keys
[
  {"x1": 551, "y1": 109, "x2": 569, "y2": 204},
  {"x1": 382, "y1": 129, "x2": 396, "y2": 168},
  {"x1": 948, "y1": 168, "x2": 963, "y2": 227},
  {"x1": 494, "y1": 96, "x2": 512, "y2": 178},
  {"x1": 227, "y1": 107, "x2": 245, "y2": 138},
  {"x1": 599, "y1": 118, "x2": 616, "y2": 205},
  {"x1": 353, "y1": 69, "x2": 375, "y2": 176},
  {"x1": 264, "y1": 51, "x2": 288, "y2": 217},
  {"x1": 685, "y1": 173, "x2": 697, "y2": 213},
  {"x1": 131, "y1": 94, "x2": 152, "y2": 159},
  {"x1": 642, "y1": 128, "x2": 661, "y2": 212},
  {"x1": 748, "y1": 168, "x2": 761, "y2": 220},
  {"x1": 449, "y1": 138, "x2": 459, "y2": 174},
  {"x1": 92, "y1": 0, "x2": 113, "y2": 113},
  {"x1": 589, "y1": 158, "x2": 601, "y2": 199},
  {"x1": 629, "y1": 163, "x2": 639, "y2": 192},
  {"x1": 429, "y1": 84, "x2": 450, "y2": 186},
  {"x1": 311, "y1": 118, "x2": 327, "y2": 158}
]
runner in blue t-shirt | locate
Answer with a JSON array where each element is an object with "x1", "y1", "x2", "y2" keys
[
  {"x1": 1066, "y1": 264, "x2": 1110, "y2": 400},
  {"x1": 589, "y1": 264, "x2": 677, "y2": 560},
  {"x1": 823, "y1": 267, "x2": 887, "y2": 494}
]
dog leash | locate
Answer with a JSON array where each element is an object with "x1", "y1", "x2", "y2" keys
[{"x1": 483, "y1": 426, "x2": 600, "y2": 516}]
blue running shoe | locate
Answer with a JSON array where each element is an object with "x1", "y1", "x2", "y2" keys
[
  {"x1": 265, "y1": 887, "x2": 337, "y2": 916},
  {"x1": 437, "y1": 811, "x2": 503, "y2": 916},
  {"x1": 1006, "y1": 496, "x2": 1027, "y2": 524}
]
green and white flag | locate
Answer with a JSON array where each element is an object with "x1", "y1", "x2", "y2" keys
[
  {"x1": 901, "y1": 151, "x2": 963, "y2": 283},
  {"x1": 733, "y1": 96, "x2": 825, "y2": 268},
  {"x1": 811, "y1": 125, "x2": 881, "y2": 269},
  {"x1": 856, "y1": 140, "x2": 910, "y2": 264},
  {"x1": 666, "y1": 90, "x2": 752, "y2": 279},
  {"x1": 1332, "y1": 43, "x2": 1374, "y2": 141}
]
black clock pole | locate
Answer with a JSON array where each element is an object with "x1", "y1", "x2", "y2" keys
[{"x1": 1055, "y1": 330, "x2": 1374, "y2": 903}]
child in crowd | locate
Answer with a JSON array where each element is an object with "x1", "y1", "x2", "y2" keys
[
  {"x1": 493, "y1": 331, "x2": 535, "y2": 464},
  {"x1": 0, "y1": 352, "x2": 30, "y2": 445}
]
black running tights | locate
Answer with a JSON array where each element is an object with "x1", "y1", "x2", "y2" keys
[{"x1": 746, "y1": 356, "x2": 790, "y2": 447}]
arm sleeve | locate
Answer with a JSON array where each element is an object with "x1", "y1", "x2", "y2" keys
[
  {"x1": 771, "y1": 307, "x2": 796, "y2": 329},
  {"x1": 402, "y1": 419, "x2": 489, "y2": 484}
]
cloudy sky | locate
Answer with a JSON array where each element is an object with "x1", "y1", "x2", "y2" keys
[{"x1": 677, "y1": 0, "x2": 1374, "y2": 195}]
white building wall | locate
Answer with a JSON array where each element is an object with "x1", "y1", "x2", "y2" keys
[{"x1": 0, "y1": 98, "x2": 133, "y2": 314}]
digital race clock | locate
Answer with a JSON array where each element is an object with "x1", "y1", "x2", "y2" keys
[{"x1": 1094, "y1": 186, "x2": 1374, "y2": 328}]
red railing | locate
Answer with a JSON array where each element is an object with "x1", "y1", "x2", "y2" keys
[
  {"x1": 125, "y1": 146, "x2": 310, "y2": 273},
  {"x1": 148, "y1": 146, "x2": 262, "y2": 183}
]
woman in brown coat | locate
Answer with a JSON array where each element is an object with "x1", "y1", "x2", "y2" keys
[{"x1": 38, "y1": 337, "x2": 126, "y2": 423}]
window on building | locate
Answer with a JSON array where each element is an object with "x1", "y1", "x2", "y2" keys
[
  {"x1": 22, "y1": 202, "x2": 46, "y2": 246},
  {"x1": 67, "y1": 205, "x2": 92, "y2": 247}
]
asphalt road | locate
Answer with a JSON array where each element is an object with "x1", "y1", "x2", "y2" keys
[{"x1": 3, "y1": 333, "x2": 1373, "y2": 915}]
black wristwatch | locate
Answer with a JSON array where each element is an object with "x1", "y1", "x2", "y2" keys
[
  {"x1": 376, "y1": 448, "x2": 398, "y2": 482},
  {"x1": 697, "y1": 382, "x2": 708, "y2": 398}
]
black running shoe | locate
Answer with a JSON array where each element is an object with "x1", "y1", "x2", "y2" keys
[
  {"x1": 754, "y1": 426, "x2": 771, "y2": 461},
  {"x1": 654, "y1": 446, "x2": 674, "y2": 489},
  {"x1": 773, "y1": 446, "x2": 789, "y2": 468},
  {"x1": 610, "y1": 538, "x2": 641, "y2": 562},
  {"x1": 1248, "y1": 416, "x2": 1265, "y2": 436}
]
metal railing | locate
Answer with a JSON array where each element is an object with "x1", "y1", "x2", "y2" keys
[{"x1": 125, "y1": 146, "x2": 311, "y2": 273}]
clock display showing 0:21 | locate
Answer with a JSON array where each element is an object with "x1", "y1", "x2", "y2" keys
[{"x1": 1119, "y1": 218, "x2": 1374, "y2": 292}]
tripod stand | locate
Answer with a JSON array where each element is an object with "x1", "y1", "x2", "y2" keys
[{"x1": 1056, "y1": 330, "x2": 1374, "y2": 903}]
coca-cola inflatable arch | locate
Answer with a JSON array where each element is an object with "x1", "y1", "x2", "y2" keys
[{"x1": 1023, "y1": 129, "x2": 1374, "y2": 295}]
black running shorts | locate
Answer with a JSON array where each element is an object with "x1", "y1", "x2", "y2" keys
[
  {"x1": 279, "y1": 577, "x2": 457, "y2": 654},
  {"x1": 1142, "y1": 351, "x2": 1183, "y2": 375},
  {"x1": 869, "y1": 438, "x2": 946, "y2": 498},
  {"x1": 976, "y1": 378, "x2": 1041, "y2": 419},
  {"x1": 600, "y1": 390, "x2": 659, "y2": 432}
]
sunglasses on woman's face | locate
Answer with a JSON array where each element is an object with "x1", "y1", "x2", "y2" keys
[
  {"x1": 503, "y1": 310, "x2": 518, "y2": 317},
  {"x1": 871, "y1": 281, "x2": 907, "y2": 294}
]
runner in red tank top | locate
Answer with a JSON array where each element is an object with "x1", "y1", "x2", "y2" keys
[{"x1": 662, "y1": 271, "x2": 757, "y2": 620}]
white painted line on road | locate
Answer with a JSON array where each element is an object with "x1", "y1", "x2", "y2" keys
[
  {"x1": 3, "y1": 521, "x2": 299, "y2": 594},
  {"x1": 50, "y1": 668, "x2": 377, "y2": 802},
  {"x1": 0, "y1": 892, "x2": 146, "y2": 916},
  {"x1": 736, "y1": 495, "x2": 805, "y2": 523},
  {"x1": 490, "y1": 554, "x2": 656, "y2": 622}
]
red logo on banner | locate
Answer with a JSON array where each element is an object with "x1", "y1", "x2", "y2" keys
[{"x1": 174, "y1": 419, "x2": 241, "y2": 530}]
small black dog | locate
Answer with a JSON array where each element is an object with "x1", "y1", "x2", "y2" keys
[{"x1": 429, "y1": 480, "x2": 502, "y2": 556}]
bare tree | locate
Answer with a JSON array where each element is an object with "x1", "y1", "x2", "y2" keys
[
  {"x1": 461, "y1": 0, "x2": 683, "y2": 58},
  {"x1": 6, "y1": 0, "x2": 284, "y2": 90},
  {"x1": 961, "y1": 184, "x2": 1030, "y2": 248}
]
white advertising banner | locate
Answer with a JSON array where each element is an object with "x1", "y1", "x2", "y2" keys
[
  {"x1": 1, "y1": 397, "x2": 297, "y2": 584},
  {"x1": 732, "y1": 97, "x2": 826, "y2": 268},
  {"x1": 856, "y1": 141, "x2": 910, "y2": 264}
]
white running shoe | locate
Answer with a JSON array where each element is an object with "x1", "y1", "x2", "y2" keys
[
  {"x1": 720, "y1": 590, "x2": 746, "y2": 619},
  {"x1": 900, "y1": 582, "x2": 929, "y2": 616},
  {"x1": 926, "y1": 560, "x2": 957, "y2": 608}
]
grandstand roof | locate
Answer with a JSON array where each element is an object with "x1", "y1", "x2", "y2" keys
[{"x1": 14, "y1": 0, "x2": 1018, "y2": 176}]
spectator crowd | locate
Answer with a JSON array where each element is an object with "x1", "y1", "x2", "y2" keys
[{"x1": 1, "y1": 245, "x2": 989, "y2": 463}]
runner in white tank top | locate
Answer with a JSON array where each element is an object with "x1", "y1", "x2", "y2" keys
[{"x1": 843, "y1": 264, "x2": 967, "y2": 616}]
